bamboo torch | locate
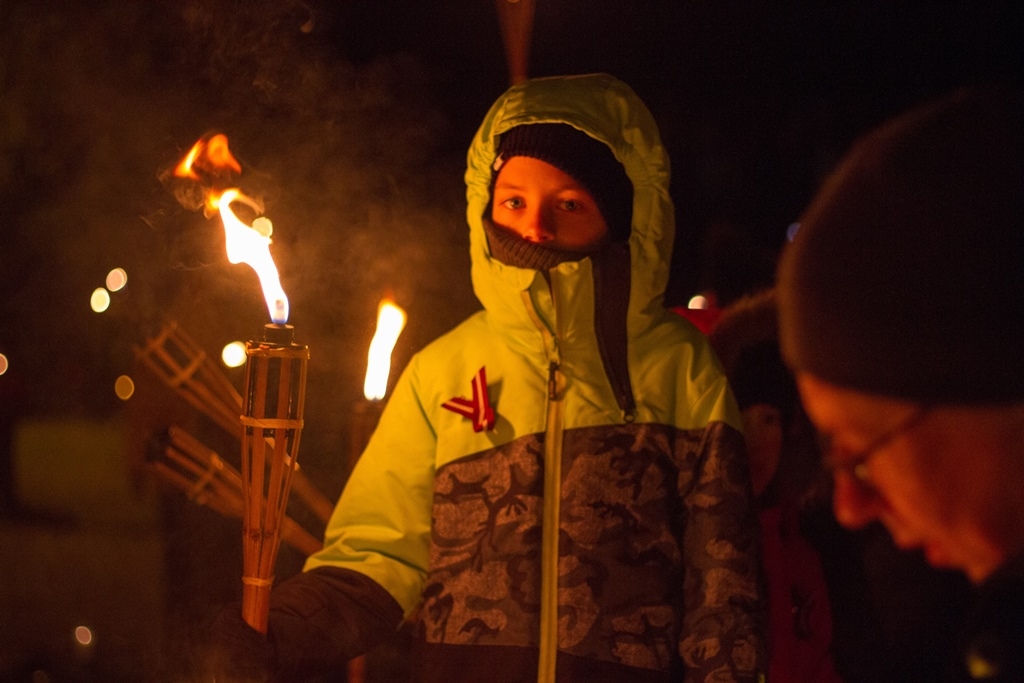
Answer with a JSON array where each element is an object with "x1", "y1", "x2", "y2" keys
[
  {"x1": 348, "y1": 299, "x2": 407, "y2": 471},
  {"x1": 347, "y1": 298, "x2": 406, "y2": 683},
  {"x1": 495, "y1": 0, "x2": 536, "y2": 85},
  {"x1": 172, "y1": 133, "x2": 310, "y2": 633},
  {"x1": 214, "y1": 189, "x2": 305, "y2": 634},
  {"x1": 240, "y1": 322, "x2": 308, "y2": 633}
]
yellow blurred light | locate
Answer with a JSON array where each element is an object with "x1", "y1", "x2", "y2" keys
[
  {"x1": 114, "y1": 375, "x2": 135, "y2": 400},
  {"x1": 688, "y1": 295, "x2": 709, "y2": 310},
  {"x1": 0, "y1": 353, "x2": 8, "y2": 376},
  {"x1": 221, "y1": 341, "x2": 247, "y2": 368},
  {"x1": 90, "y1": 288, "x2": 111, "y2": 313},
  {"x1": 106, "y1": 267, "x2": 128, "y2": 292},
  {"x1": 74, "y1": 625, "x2": 93, "y2": 646}
]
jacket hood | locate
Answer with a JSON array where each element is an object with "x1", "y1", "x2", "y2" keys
[{"x1": 465, "y1": 73, "x2": 674, "y2": 330}]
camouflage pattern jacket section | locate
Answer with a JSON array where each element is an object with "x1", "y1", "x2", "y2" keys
[{"x1": 418, "y1": 421, "x2": 762, "y2": 682}]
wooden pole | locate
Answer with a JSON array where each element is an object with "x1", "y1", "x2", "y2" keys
[
  {"x1": 495, "y1": 0, "x2": 536, "y2": 85},
  {"x1": 346, "y1": 398, "x2": 384, "y2": 683}
]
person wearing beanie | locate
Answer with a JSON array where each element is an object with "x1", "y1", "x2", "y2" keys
[
  {"x1": 710, "y1": 290, "x2": 843, "y2": 683},
  {"x1": 211, "y1": 73, "x2": 766, "y2": 682},
  {"x1": 776, "y1": 86, "x2": 1024, "y2": 681}
]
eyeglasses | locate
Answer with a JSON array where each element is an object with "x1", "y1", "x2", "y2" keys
[{"x1": 818, "y1": 406, "x2": 932, "y2": 497}]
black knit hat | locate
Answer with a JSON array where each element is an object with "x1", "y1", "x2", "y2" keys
[
  {"x1": 494, "y1": 123, "x2": 634, "y2": 242},
  {"x1": 708, "y1": 290, "x2": 797, "y2": 425},
  {"x1": 730, "y1": 341, "x2": 798, "y2": 425},
  {"x1": 777, "y1": 86, "x2": 1024, "y2": 404}
]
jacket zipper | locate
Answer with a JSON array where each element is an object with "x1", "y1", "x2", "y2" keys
[
  {"x1": 538, "y1": 358, "x2": 564, "y2": 683},
  {"x1": 521, "y1": 282, "x2": 564, "y2": 683}
]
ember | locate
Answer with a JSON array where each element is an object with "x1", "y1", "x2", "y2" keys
[{"x1": 174, "y1": 133, "x2": 241, "y2": 183}]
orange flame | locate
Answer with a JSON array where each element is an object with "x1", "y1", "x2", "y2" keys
[
  {"x1": 173, "y1": 132, "x2": 289, "y2": 324},
  {"x1": 363, "y1": 300, "x2": 406, "y2": 401},
  {"x1": 216, "y1": 189, "x2": 289, "y2": 324},
  {"x1": 174, "y1": 133, "x2": 241, "y2": 181}
]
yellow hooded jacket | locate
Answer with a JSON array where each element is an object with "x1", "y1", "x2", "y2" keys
[{"x1": 305, "y1": 73, "x2": 765, "y2": 683}]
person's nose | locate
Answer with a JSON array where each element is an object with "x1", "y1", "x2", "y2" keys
[
  {"x1": 521, "y1": 206, "x2": 555, "y2": 243},
  {"x1": 832, "y1": 472, "x2": 884, "y2": 529}
]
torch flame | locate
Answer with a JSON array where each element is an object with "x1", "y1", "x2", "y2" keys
[
  {"x1": 174, "y1": 133, "x2": 241, "y2": 181},
  {"x1": 363, "y1": 300, "x2": 406, "y2": 401},
  {"x1": 172, "y1": 133, "x2": 290, "y2": 325},
  {"x1": 216, "y1": 188, "x2": 289, "y2": 324},
  {"x1": 174, "y1": 145, "x2": 201, "y2": 180}
]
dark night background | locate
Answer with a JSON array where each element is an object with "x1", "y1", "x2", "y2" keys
[{"x1": 0, "y1": 1, "x2": 1020, "y2": 681}]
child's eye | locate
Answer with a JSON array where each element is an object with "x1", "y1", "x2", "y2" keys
[
  {"x1": 560, "y1": 199, "x2": 580, "y2": 211},
  {"x1": 500, "y1": 197, "x2": 524, "y2": 210}
]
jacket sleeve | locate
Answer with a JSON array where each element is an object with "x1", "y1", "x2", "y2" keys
[
  {"x1": 678, "y1": 419, "x2": 767, "y2": 683},
  {"x1": 304, "y1": 357, "x2": 437, "y2": 615}
]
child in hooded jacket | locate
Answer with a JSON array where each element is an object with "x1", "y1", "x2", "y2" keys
[{"x1": 213, "y1": 73, "x2": 766, "y2": 683}]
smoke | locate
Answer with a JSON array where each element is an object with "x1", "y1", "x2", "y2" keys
[
  {"x1": 1, "y1": 0, "x2": 478, "y2": 678},
  {"x1": 1, "y1": 0, "x2": 479, "y2": 408}
]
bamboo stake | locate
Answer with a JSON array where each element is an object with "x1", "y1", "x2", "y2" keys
[
  {"x1": 241, "y1": 348, "x2": 271, "y2": 632},
  {"x1": 136, "y1": 320, "x2": 333, "y2": 524},
  {"x1": 495, "y1": 0, "x2": 536, "y2": 85},
  {"x1": 146, "y1": 426, "x2": 321, "y2": 557}
]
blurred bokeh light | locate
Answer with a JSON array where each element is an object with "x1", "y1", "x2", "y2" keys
[
  {"x1": 114, "y1": 375, "x2": 135, "y2": 400},
  {"x1": 74, "y1": 626, "x2": 93, "y2": 647},
  {"x1": 105, "y1": 268, "x2": 127, "y2": 292},
  {"x1": 90, "y1": 288, "x2": 111, "y2": 313},
  {"x1": 221, "y1": 341, "x2": 247, "y2": 368}
]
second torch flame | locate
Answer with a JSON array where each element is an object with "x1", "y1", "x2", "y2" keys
[{"x1": 363, "y1": 300, "x2": 406, "y2": 401}]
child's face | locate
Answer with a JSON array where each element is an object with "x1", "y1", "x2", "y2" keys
[
  {"x1": 740, "y1": 403, "x2": 783, "y2": 496},
  {"x1": 491, "y1": 156, "x2": 610, "y2": 252}
]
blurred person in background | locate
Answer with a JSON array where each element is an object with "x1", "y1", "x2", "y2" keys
[
  {"x1": 709, "y1": 288, "x2": 972, "y2": 682},
  {"x1": 777, "y1": 85, "x2": 1024, "y2": 681},
  {"x1": 710, "y1": 289, "x2": 843, "y2": 683}
]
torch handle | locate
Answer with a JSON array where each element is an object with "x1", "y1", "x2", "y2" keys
[
  {"x1": 241, "y1": 575, "x2": 273, "y2": 634},
  {"x1": 238, "y1": 340, "x2": 309, "y2": 637}
]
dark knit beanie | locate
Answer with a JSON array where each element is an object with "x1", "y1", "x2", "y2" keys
[
  {"x1": 777, "y1": 86, "x2": 1024, "y2": 404},
  {"x1": 494, "y1": 123, "x2": 634, "y2": 242},
  {"x1": 708, "y1": 290, "x2": 797, "y2": 426},
  {"x1": 730, "y1": 341, "x2": 798, "y2": 428}
]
